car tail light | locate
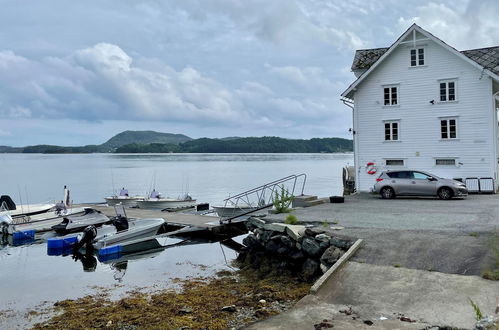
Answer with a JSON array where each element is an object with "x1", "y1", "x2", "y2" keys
[{"x1": 376, "y1": 178, "x2": 383, "y2": 182}]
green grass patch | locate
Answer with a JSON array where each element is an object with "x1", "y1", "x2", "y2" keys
[{"x1": 284, "y1": 214, "x2": 300, "y2": 225}]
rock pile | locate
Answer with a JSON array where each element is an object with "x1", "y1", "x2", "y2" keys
[{"x1": 239, "y1": 217, "x2": 355, "y2": 281}]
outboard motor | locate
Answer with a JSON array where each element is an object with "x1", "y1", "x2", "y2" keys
[
  {"x1": 113, "y1": 216, "x2": 129, "y2": 232},
  {"x1": 0, "y1": 195, "x2": 16, "y2": 211},
  {"x1": 73, "y1": 225, "x2": 97, "y2": 251},
  {"x1": 0, "y1": 213, "x2": 13, "y2": 236}
]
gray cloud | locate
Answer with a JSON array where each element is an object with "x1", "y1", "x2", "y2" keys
[{"x1": 0, "y1": 0, "x2": 498, "y2": 146}]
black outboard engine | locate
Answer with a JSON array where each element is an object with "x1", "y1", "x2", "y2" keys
[
  {"x1": 73, "y1": 225, "x2": 97, "y2": 251},
  {"x1": 113, "y1": 216, "x2": 129, "y2": 232},
  {"x1": 0, "y1": 195, "x2": 16, "y2": 211}
]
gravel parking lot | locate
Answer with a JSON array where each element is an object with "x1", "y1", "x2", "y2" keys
[{"x1": 267, "y1": 193, "x2": 499, "y2": 275}]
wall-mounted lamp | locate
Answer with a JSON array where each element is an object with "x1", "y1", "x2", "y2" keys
[
  {"x1": 348, "y1": 128, "x2": 356, "y2": 134},
  {"x1": 429, "y1": 100, "x2": 435, "y2": 104}
]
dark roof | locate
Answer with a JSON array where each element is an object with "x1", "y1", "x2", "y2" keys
[
  {"x1": 351, "y1": 47, "x2": 388, "y2": 70},
  {"x1": 351, "y1": 45, "x2": 499, "y2": 75},
  {"x1": 461, "y1": 46, "x2": 499, "y2": 75}
]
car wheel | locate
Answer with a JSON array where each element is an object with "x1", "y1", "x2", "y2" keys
[
  {"x1": 380, "y1": 187, "x2": 395, "y2": 199},
  {"x1": 438, "y1": 187, "x2": 453, "y2": 200}
]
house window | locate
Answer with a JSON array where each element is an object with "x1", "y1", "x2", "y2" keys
[
  {"x1": 439, "y1": 80, "x2": 456, "y2": 102},
  {"x1": 436, "y1": 159, "x2": 456, "y2": 166},
  {"x1": 440, "y1": 118, "x2": 457, "y2": 139},
  {"x1": 410, "y1": 48, "x2": 425, "y2": 66},
  {"x1": 384, "y1": 121, "x2": 399, "y2": 141},
  {"x1": 386, "y1": 159, "x2": 404, "y2": 166},
  {"x1": 383, "y1": 86, "x2": 398, "y2": 105}
]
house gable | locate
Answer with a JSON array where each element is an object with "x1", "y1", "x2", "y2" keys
[{"x1": 342, "y1": 24, "x2": 499, "y2": 100}]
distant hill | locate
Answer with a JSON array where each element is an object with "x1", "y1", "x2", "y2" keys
[
  {"x1": 99, "y1": 130, "x2": 192, "y2": 152},
  {"x1": 116, "y1": 137, "x2": 353, "y2": 153},
  {"x1": 0, "y1": 146, "x2": 23, "y2": 153},
  {"x1": 1, "y1": 131, "x2": 353, "y2": 154}
]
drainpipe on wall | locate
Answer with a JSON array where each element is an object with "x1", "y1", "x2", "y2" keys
[
  {"x1": 493, "y1": 91, "x2": 499, "y2": 192},
  {"x1": 341, "y1": 98, "x2": 357, "y2": 193}
]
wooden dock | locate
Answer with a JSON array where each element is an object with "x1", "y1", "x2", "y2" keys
[{"x1": 82, "y1": 204, "x2": 248, "y2": 236}]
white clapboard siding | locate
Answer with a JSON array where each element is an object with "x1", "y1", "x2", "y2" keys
[{"x1": 353, "y1": 39, "x2": 496, "y2": 192}]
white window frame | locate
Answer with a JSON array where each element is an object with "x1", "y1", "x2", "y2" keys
[
  {"x1": 410, "y1": 47, "x2": 425, "y2": 67},
  {"x1": 385, "y1": 159, "x2": 404, "y2": 166},
  {"x1": 439, "y1": 79, "x2": 457, "y2": 102},
  {"x1": 382, "y1": 85, "x2": 399, "y2": 106},
  {"x1": 435, "y1": 158, "x2": 457, "y2": 166},
  {"x1": 440, "y1": 117, "x2": 458, "y2": 140},
  {"x1": 384, "y1": 120, "x2": 400, "y2": 141}
]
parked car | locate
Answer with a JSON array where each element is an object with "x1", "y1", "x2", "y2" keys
[{"x1": 373, "y1": 170, "x2": 468, "y2": 200}]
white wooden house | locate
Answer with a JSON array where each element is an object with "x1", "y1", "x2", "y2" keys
[{"x1": 341, "y1": 24, "x2": 499, "y2": 193}]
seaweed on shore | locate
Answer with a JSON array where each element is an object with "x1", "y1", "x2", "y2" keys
[{"x1": 33, "y1": 268, "x2": 310, "y2": 330}]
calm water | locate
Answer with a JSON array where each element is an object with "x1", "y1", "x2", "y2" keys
[
  {"x1": 0, "y1": 153, "x2": 352, "y2": 328},
  {"x1": 0, "y1": 153, "x2": 353, "y2": 205}
]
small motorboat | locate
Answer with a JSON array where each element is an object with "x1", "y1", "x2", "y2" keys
[
  {"x1": 105, "y1": 196, "x2": 144, "y2": 207},
  {"x1": 136, "y1": 192, "x2": 196, "y2": 210},
  {"x1": 92, "y1": 218, "x2": 166, "y2": 249},
  {"x1": 52, "y1": 209, "x2": 110, "y2": 234},
  {"x1": 5, "y1": 207, "x2": 87, "y2": 234},
  {"x1": 212, "y1": 202, "x2": 258, "y2": 219},
  {"x1": 0, "y1": 195, "x2": 55, "y2": 217}
]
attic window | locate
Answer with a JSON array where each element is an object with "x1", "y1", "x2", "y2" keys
[{"x1": 410, "y1": 48, "x2": 425, "y2": 66}]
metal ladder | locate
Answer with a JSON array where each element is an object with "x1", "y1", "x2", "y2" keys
[{"x1": 220, "y1": 173, "x2": 307, "y2": 223}]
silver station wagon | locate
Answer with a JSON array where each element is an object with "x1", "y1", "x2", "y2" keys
[{"x1": 373, "y1": 170, "x2": 468, "y2": 200}]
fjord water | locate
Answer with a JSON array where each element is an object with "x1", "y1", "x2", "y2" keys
[
  {"x1": 0, "y1": 153, "x2": 352, "y2": 327},
  {"x1": 0, "y1": 153, "x2": 353, "y2": 204}
]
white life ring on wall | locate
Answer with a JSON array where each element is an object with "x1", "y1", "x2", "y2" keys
[{"x1": 366, "y1": 162, "x2": 377, "y2": 175}]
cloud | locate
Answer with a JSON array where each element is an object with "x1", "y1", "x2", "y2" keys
[
  {"x1": 398, "y1": 0, "x2": 499, "y2": 49},
  {"x1": 0, "y1": 43, "x2": 348, "y2": 136}
]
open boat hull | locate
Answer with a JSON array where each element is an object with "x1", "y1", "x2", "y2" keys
[
  {"x1": 7, "y1": 207, "x2": 87, "y2": 234},
  {"x1": 93, "y1": 218, "x2": 166, "y2": 249},
  {"x1": 212, "y1": 205, "x2": 257, "y2": 218},
  {"x1": 136, "y1": 199, "x2": 197, "y2": 210},
  {"x1": 52, "y1": 209, "x2": 110, "y2": 234},
  {"x1": 105, "y1": 196, "x2": 144, "y2": 207}
]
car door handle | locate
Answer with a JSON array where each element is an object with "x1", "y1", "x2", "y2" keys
[{"x1": 411, "y1": 181, "x2": 416, "y2": 184}]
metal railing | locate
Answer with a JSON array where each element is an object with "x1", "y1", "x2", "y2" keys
[{"x1": 219, "y1": 173, "x2": 307, "y2": 223}]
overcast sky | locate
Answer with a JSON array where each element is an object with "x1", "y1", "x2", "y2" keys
[{"x1": 1, "y1": 0, "x2": 498, "y2": 146}]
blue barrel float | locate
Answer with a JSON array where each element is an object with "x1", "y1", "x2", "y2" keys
[
  {"x1": 97, "y1": 244, "x2": 122, "y2": 262},
  {"x1": 11, "y1": 230, "x2": 36, "y2": 246},
  {"x1": 47, "y1": 236, "x2": 78, "y2": 256}
]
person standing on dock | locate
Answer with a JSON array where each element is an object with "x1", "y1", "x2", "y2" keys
[{"x1": 63, "y1": 185, "x2": 71, "y2": 207}]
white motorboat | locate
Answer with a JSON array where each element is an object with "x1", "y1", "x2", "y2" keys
[
  {"x1": 52, "y1": 209, "x2": 110, "y2": 234},
  {"x1": 5, "y1": 207, "x2": 87, "y2": 234},
  {"x1": 136, "y1": 193, "x2": 196, "y2": 210},
  {"x1": 92, "y1": 218, "x2": 166, "y2": 249},
  {"x1": 212, "y1": 203, "x2": 258, "y2": 218},
  {"x1": 0, "y1": 195, "x2": 55, "y2": 217},
  {"x1": 105, "y1": 196, "x2": 144, "y2": 207}
]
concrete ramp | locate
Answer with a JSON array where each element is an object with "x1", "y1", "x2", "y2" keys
[{"x1": 248, "y1": 262, "x2": 498, "y2": 329}]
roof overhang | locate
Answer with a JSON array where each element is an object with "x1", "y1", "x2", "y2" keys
[{"x1": 341, "y1": 24, "x2": 499, "y2": 101}]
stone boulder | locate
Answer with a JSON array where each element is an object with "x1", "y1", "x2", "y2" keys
[
  {"x1": 242, "y1": 234, "x2": 261, "y2": 249},
  {"x1": 320, "y1": 246, "x2": 343, "y2": 267},
  {"x1": 305, "y1": 227, "x2": 326, "y2": 237},
  {"x1": 301, "y1": 237, "x2": 322, "y2": 257},
  {"x1": 302, "y1": 258, "x2": 320, "y2": 280},
  {"x1": 330, "y1": 236, "x2": 353, "y2": 250}
]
